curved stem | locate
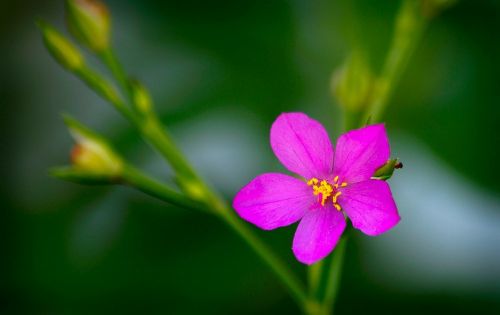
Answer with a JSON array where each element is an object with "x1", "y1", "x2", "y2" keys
[
  {"x1": 120, "y1": 163, "x2": 310, "y2": 310},
  {"x1": 75, "y1": 66, "x2": 136, "y2": 123},
  {"x1": 317, "y1": 3, "x2": 430, "y2": 314},
  {"x1": 138, "y1": 117, "x2": 203, "y2": 186},
  {"x1": 364, "y1": 0, "x2": 427, "y2": 123},
  {"x1": 219, "y1": 208, "x2": 310, "y2": 311},
  {"x1": 97, "y1": 36, "x2": 313, "y2": 312},
  {"x1": 120, "y1": 165, "x2": 209, "y2": 213},
  {"x1": 98, "y1": 49, "x2": 206, "y2": 188}
]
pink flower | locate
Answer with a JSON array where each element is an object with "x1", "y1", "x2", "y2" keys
[{"x1": 233, "y1": 113, "x2": 400, "y2": 265}]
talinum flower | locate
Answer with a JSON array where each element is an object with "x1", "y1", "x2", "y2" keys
[{"x1": 233, "y1": 113, "x2": 400, "y2": 265}]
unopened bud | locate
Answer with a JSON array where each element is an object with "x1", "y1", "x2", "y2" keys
[
  {"x1": 64, "y1": 115, "x2": 123, "y2": 177},
  {"x1": 332, "y1": 51, "x2": 374, "y2": 112},
  {"x1": 373, "y1": 158, "x2": 402, "y2": 180},
  {"x1": 37, "y1": 20, "x2": 84, "y2": 71},
  {"x1": 65, "y1": 0, "x2": 110, "y2": 52},
  {"x1": 130, "y1": 80, "x2": 153, "y2": 116},
  {"x1": 178, "y1": 179, "x2": 207, "y2": 202}
]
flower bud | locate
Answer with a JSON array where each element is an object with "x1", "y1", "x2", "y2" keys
[
  {"x1": 64, "y1": 115, "x2": 123, "y2": 177},
  {"x1": 373, "y1": 158, "x2": 402, "y2": 180},
  {"x1": 331, "y1": 51, "x2": 374, "y2": 112},
  {"x1": 178, "y1": 178, "x2": 207, "y2": 202},
  {"x1": 37, "y1": 20, "x2": 85, "y2": 71},
  {"x1": 65, "y1": 0, "x2": 110, "y2": 52},
  {"x1": 130, "y1": 79, "x2": 153, "y2": 116}
]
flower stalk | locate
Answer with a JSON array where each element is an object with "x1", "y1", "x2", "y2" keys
[
  {"x1": 363, "y1": 0, "x2": 428, "y2": 123},
  {"x1": 120, "y1": 165, "x2": 210, "y2": 213},
  {"x1": 308, "y1": 259, "x2": 324, "y2": 301},
  {"x1": 332, "y1": 50, "x2": 374, "y2": 131},
  {"x1": 319, "y1": 0, "x2": 451, "y2": 313},
  {"x1": 40, "y1": 3, "x2": 310, "y2": 308}
]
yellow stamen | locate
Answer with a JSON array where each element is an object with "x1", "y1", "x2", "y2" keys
[
  {"x1": 307, "y1": 178, "x2": 318, "y2": 186},
  {"x1": 307, "y1": 178, "x2": 333, "y2": 206},
  {"x1": 307, "y1": 177, "x2": 345, "y2": 209},
  {"x1": 332, "y1": 191, "x2": 342, "y2": 203}
]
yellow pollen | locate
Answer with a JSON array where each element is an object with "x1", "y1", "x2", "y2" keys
[
  {"x1": 332, "y1": 191, "x2": 342, "y2": 203},
  {"x1": 307, "y1": 178, "x2": 318, "y2": 186},
  {"x1": 307, "y1": 177, "x2": 344, "y2": 210}
]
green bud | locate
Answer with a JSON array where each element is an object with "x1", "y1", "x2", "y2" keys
[
  {"x1": 65, "y1": 0, "x2": 111, "y2": 52},
  {"x1": 178, "y1": 178, "x2": 207, "y2": 202},
  {"x1": 63, "y1": 115, "x2": 123, "y2": 177},
  {"x1": 332, "y1": 51, "x2": 374, "y2": 112},
  {"x1": 37, "y1": 20, "x2": 84, "y2": 71},
  {"x1": 130, "y1": 80, "x2": 153, "y2": 116},
  {"x1": 373, "y1": 158, "x2": 403, "y2": 180}
]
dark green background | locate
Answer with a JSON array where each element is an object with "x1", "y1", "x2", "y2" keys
[{"x1": 1, "y1": 0, "x2": 499, "y2": 313}]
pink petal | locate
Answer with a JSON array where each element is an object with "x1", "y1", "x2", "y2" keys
[
  {"x1": 270, "y1": 113, "x2": 334, "y2": 179},
  {"x1": 233, "y1": 173, "x2": 313, "y2": 230},
  {"x1": 333, "y1": 124, "x2": 390, "y2": 184},
  {"x1": 339, "y1": 179, "x2": 400, "y2": 236},
  {"x1": 292, "y1": 205, "x2": 346, "y2": 265}
]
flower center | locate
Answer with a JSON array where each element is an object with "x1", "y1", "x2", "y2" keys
[{"x1": 306, "y1": 176, "x2": 347, "y2": 210}]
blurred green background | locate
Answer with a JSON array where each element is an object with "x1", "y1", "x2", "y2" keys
[{"x1": 1, "y1": 0, "x2": 500, "y2": 313}]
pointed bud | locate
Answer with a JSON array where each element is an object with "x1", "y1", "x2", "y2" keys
[
  {"x1": 373, "y1": 158, "x2": 402, "y2": 180},
  {"x1": 130, "y1": 80, "x2": 153, "y2": 116},
  {"x1": 37, "y1": 20, "x2": 85, "y2": 71},
  {"x1": 178, "y1": 178, "x2": 207, "y2": 202},
  {"x1": 332, "y1": 51, "x2": 374, "y2": 112},
  {"x1": 65, "y1": 0, "x2": 110, "y2": 52},
  {"x1": 64, "y1": 115, "x2": 123, "y2": 177}
]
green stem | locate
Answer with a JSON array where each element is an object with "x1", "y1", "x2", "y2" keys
[
  {"x1": 219, "y1": 208, "x2": 310, "y2": 311},
  {"x1": 98, "y1": 48, "x2": 205, "y2": 189},
  {"x1": 138, "y1": 117, "x2": 202, "y2": 185},
  {"x1": 324, "y1": 1, "x2": 427, "y2": 305},
  {"x1": 99, "y1": 48, "x2": 133, "y2": 104},
  {"x1": 139, "y1": 119, "x2": 311, "y2": 309},
  {"x1": 120, "y1": 165, "x2": 209, "y2": 213},
  {"x1": 120, "y1": 163, "x2": 310, "y2": 310},
  {"x1": 96, "y1": 39, "x2": 313, "y2": 313},
  {"x1": 317, "y1": 3, "x2": 430, "y2": 313},
  {"x1": 98, "y1": 49, "x2": 213, "y2": 197},
  {"x1": 75, "y1": 66, "x2": 135, "y2": 122},
  {"x1": 364, "y1": 0, "x2": 427, "y2": 123},
  {"x1": 321, "y1": 236, "x2": 347, "y2": 315},
  {"x1": 308, "y1": 260, "x2": 324, "y2": 302}
]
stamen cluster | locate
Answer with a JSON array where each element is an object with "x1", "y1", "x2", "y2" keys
[{"x1": 307, "y1": 176, "x2": 346, "y2": 210}]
